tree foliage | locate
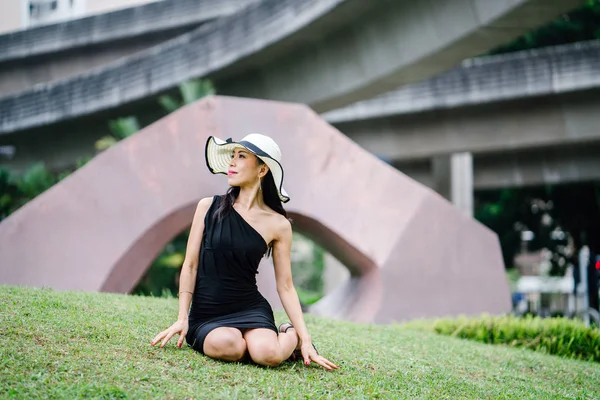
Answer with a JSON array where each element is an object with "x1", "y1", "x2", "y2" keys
[
  {"x1": 490, "y1": 0, "x2": 600, "y2": 55},
  {"x1": 475, "y1": 183, "x2": 600, "y2": 276}
]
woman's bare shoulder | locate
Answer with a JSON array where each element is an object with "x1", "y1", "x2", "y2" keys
[
  {"x1": 195, "y1": 196, "x2": 215, "y2": 216},
  {"x1": 198, "y1": 196, "x2": 215, "y2": 208},
  {"x1": 267, "y1": 211, "x2": 291, "y2": 235}
]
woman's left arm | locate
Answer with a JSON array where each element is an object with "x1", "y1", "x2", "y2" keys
[{"x1": 272, "y1": 217, "x2": 338, "y2": 370}]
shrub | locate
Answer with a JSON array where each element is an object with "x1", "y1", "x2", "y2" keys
[{"x1": 433, "y1": 314, "x2": 600, "y2": 363}]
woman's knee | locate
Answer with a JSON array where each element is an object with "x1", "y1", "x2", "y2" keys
[
  {"x1": 248, "y1": 342, "x2": 281, "y2": 367},
  {"x1": 203, "y1": 329, "x2": 247, "y2": 361}
]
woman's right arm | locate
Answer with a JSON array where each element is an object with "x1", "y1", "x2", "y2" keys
[
  {"x1": 176, "y1": 196, "x2": 213, "y2": 321},
  {"x1": 151, "y1": 196, "x2": 213, "y2": 349}
]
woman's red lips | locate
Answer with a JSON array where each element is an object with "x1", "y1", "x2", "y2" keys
[{"x1": 227, "y1": 170, "x2": 237, "y2": 175}]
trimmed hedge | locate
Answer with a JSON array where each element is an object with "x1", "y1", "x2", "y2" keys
[{"x1": 432, "y1": 315, "x2": 600, "y2": 363}]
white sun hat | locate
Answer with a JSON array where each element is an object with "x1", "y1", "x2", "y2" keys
[{"x1": 205, "y1": 133, "x2": 290, "y2": 203}]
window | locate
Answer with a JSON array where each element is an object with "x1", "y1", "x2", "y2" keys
[
  {"x1": 29, "y1": 1, "x2": 58, "y2": 19},
  {"x1": 24, "y1": 0, "x2": 85, "y2": 28}
]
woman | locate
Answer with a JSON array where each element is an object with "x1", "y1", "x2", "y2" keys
[{"x1": 151, "y1": 133, "x2": 338, "y2": 371}]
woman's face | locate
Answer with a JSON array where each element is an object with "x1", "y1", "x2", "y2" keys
[{"x1": 227, "y1": 148, "x2": 265, "y2": 186}]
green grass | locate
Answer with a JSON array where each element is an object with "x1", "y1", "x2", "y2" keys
[{"x1": 1, "y1": 285, "x2": 599, "y2": 399}]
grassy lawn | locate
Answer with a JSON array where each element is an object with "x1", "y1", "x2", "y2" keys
[{"x1": 1, "y1": 285, "x2": 599, "y2": 399}]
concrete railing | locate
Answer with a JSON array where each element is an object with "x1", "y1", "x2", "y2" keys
[
  {"x1": 323, "y1": 40, "x2": 600, "y2": 123},
  {"x1": 0, "y1": 0, "x2": 256, "y2": 63}
]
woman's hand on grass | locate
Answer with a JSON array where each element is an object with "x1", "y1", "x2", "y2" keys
[
  {"x1": 150, "y1": 319, "x2": 188, "y2": 349},
  {"x1": 301, "y1": 342, "x2": 339, "y2": 371}
]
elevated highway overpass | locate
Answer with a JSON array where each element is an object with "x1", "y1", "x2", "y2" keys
[
  {"x1": 3, "y1": 39, "x2": 599, "y2": 194},
  {"x1": 0, "y1": 0, "x2": 257, "y2": 97},
  {"x1": 0, "y1": 0, "x2": 583, "y2": 135},
  {"x1": 394, "y1": 141, "x2": 600, "y2": 190},
  {"x1": 323, "y1": 40, "x2": 600, "y2": 214}
]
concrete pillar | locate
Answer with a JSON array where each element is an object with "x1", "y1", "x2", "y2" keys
[{"x1": 432, "y1": 152, "x2": 473, "y2": 217}]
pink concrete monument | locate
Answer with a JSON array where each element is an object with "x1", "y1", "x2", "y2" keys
[{"x1": 0, "y1": 96, "x2": 511, "y2": 323}]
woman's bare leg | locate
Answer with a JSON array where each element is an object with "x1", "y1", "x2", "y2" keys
[
  {"x1": 203, "y1": 327, "x2": 247, "y2": 362},
  {"x1": 243, "y1": 328, "x2": 298, "y2": 367}
]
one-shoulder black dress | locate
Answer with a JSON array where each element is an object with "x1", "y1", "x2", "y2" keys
[{"x1": 185, "y1": 195, "x2": 278, "y2": 354}]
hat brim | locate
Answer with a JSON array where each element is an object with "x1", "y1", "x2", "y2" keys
[{"x1": 205, "y1": 136, "x2": 290, "y2": 203}]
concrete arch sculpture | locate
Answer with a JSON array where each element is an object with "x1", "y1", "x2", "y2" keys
[{"x1": 0, "y1": 96, "x2": 511, "y2": 323}]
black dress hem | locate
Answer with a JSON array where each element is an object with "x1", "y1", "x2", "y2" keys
[{"x1": 186, "y1": 298, "x2": 278, "y2": 355}]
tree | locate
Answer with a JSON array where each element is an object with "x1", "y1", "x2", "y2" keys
[
  {"x1": 475, "y1": 182, "x2": 600, "y2": 276},
  {"x1": 95, "y1": 79, "x2": 216, "y2": 152},
  {"x1": 489, "y1": 0, "x2": 600, "y2": 55},
  {"x1": 158, "y1": 79, "x2": 215, "y2": 113}
]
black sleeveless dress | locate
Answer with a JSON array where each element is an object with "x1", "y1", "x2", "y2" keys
[{"x1": 185, "y1": 195, "x2": 278, "y2": 354}]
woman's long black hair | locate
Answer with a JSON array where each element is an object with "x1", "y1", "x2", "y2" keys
[{"x1": 212, "y1": 157, "x2": 289, "y2": 257}]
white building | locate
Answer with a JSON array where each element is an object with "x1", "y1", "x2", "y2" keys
[{"x1": 0, "y1": 0, "x2": 162, "y2": 34}]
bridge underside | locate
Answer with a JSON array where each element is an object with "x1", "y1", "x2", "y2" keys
[
  {"x1": 0, "y1": 0, "x2": 584, "y2": 135},
  {"x1": 394, "y1": 141, "x2": 600, "y2": 191},
  {"x1": 3, "y1": 90, "x2": 599, "y2": 192},
  {"x1": 334, "y1": 91, "x2": 600, "y2": 162}
]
